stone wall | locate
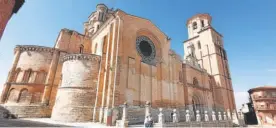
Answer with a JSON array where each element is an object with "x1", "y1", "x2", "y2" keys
[
  {"x1": 2, "y1": 105, "x2": 51, "y2": 118},
  {"x1": 155, "y1": 120, "x2": 233, "y2": 127},
  {"x1": 51, "y1": 54, "x2": 100, "y2": 122}
]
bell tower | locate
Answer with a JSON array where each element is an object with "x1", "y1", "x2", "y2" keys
[{"x1": 183, "y1": 14, "x2": 236, "y2": 111}]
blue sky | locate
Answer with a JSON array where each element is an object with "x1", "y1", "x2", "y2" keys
[{"x1": 1, "y1": 0, "x2": 276, "y2": 108}]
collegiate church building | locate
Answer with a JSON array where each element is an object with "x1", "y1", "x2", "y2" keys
[{"x1": 0, "y1": 4, "x2": 236, "y2": 124}]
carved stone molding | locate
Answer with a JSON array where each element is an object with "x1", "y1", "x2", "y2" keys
[
  {"x1": 15, "y1": 45, "x2": 54, "y2": 53},
  {"x1": 62, "y1": 54, "x2": 101, "y2": 62}
]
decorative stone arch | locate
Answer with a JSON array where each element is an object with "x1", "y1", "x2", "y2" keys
[
  {"x1": 190, "y1": 92, "x2": 204, "y2": 118},
  {"x1": 18, "y1": 88, "x2": 30, "y2": 104},
  {"x1": 7, "y1": 88, "x2": 18, "y2": 103},
  {"x1": 23, "y1": 69, "x2": 32, "y2": 83},
  {"x1": 136, "y1": 29, "x2": 162, "y2": 64}
]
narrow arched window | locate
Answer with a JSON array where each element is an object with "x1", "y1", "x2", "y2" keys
[
  {"x1": 18, "y1": 88, "x2": 29, "y2": 104},
  {"x1": 79, "y1": 44, "x2": 84, "y2": 53},
  {"x1": 193, "y1": 22, "x2": 197, "y2": 30},
  {"x1": 94, "y1": 43, "x2": 98, "y2": 54},
  {"x1": 35, "y1": 71, "x2": 47, "y2": 84},
  {"x1": 197, "y1": 41, "x2": 201, "y2": 49},
  {"x1": 13, "y1": 68, "x2": 21, "y2": 82},
  {"x1": 7, "y1": 88, "x2": 17, "y2": 103},
  {"x1": 23, "y1": 69, "x2": 32, "y2": 83},
  {"x1": 193, "y1": 77, "x2": 199, "y2": 86},
  {"x1": 201, "y1": 20, "x2": 205, "y2": 27}
]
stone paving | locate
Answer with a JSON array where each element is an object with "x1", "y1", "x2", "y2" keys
[
  {"x1": 22, "y1": 118, "x2": 107, "y2": 127},
  {"x1": 0, "y1": 118, "x2": 68, "y2": 127},
  {"x1": 0, "y1": 118, "x2": 109, "y2": 127}
]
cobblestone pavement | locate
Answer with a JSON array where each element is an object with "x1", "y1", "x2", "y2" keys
[{"x1": 0, "y1": 118, "x2": 68, "y2": 127}]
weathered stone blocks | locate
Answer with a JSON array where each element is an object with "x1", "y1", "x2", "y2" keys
[{"x1": 51, "y1": 54, "x2": 100, "y2": 122}]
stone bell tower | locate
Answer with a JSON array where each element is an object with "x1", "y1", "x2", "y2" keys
[
  {"x1": 183, "y1": 14, "x2": 236, "y2": 111},
  {"x1": 84, "y1": 4, "x2": 109, "y2": 36}
]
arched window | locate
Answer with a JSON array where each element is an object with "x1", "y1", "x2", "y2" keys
[
  {"x1": 193, "y1": 22, "x2": 197, "y2": 30},
  {"x1": 7, "y1": 88, "x2": 17, "y2": 103},
  {"x1": 23, "y1": 69, "x2": 32, "y2": 83},
  {"x1": 201, "y1": 20, "x2": 205, "y2": 27},
  {"x1": 35, "y1": 71, "x2": 47, "y2": 84},
  {"x1": 13, "y1": 68, "x2": 21, "y2": 82},
  {"x1": 197, "y1": 41, "x2": 201, "y2": 49},
  {"x1": 193, "y1": 77, "x2": 199, "y2": 86},
  {"x1": 94, "y1": 43, "x2": 98, "y2": 54},
  {"x1": 18, "y1": 88, "x2": 29, "y2": 104},
  {"x1": 79, "y1": 44, "x2": 84, "y2": 53}
]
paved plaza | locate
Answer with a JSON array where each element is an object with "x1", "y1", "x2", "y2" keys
[{"x1": 0, "y1": 118, "x2": 108, "y2": 127}]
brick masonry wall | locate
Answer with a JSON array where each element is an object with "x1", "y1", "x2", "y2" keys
[
  {"x1": 16, "y1": 50, "x2": 52, "y2": 71},
  {"x1": 51, "y1": 54, "x2": 100, "y2": 122},
  {"x1": 2, "y1": 104, "x2": 51, "y2": 118},
  {"x1": 0, "y1": 0, "x2": 15, "y2": 39}
]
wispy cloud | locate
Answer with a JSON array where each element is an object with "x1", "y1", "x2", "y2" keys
[{"x1": 267, "y1": 69, "x2": 276, "y2": 72}]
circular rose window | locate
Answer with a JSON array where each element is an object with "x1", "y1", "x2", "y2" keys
[{"x1": 136, "y1": 36, "x2": 156, "y2": 65}]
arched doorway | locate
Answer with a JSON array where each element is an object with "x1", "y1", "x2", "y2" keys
[{"x1": 192, "y1": 94, "x2": 203, "y2": 119}]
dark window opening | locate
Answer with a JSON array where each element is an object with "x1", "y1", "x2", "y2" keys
[
  {"x1": 80, "y1": 45, "x2": 84, "y2": 53},
  {"x1": 193, "y1": 22, "x2": 197, "y2": 30},
  {"x1": 201, "y1": 20, "x2": 205, "y2": 27},
  {"x1": 139, "y1": 41, "x2": 152, "y2": 57},
  {"x1": 197, "y1": 41, "x2": 201, "y2": 49},
  {"x1": 193, "y1": 77, "x2": 199, "y2": 86}
]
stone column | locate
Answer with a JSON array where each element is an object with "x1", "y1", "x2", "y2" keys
[
  {"x1": 212, "y1": 111, "x2": 216, "y2": 121},
  {"x1": 218, "y1": 112, "x2": 222, "y2": 121},
  {"x1": 158, "y1": 108, "x2": 164, "y2": 124},
  {"x1": 223, "y1": 112, "x2": 227, "y2": 120},
  {"x1": 1, "y1": 47, "x2": 21, "y2": 103},
  {"x1": 232, "y1": 109, "x2": 239, "y2": 125},
  {"x1": 196, "y1": 110, "x2": 201, "y2": 122},
  {"x1": 172, "y1": 109, "x2": 178, "y2": 123},
  {"x1": 227, "y1": 109, "x2": 231, "y2": 120},
  {"x1": 122, "y1": 102, "x2": 128, "y2": 124},
  {"x1": 145, "y1": 101, "x2": 151, "y2": 117},
  {"x1": 185, "y1": 110, "x2": 190, "y2": 122},
  {"x1": 204, "y1": 111, "x2": 209, "y2": 121},
  {"x1": 42, "y1": 50, "x2": 60, "y2": 105},
  {"x1": 116, "y1": 102, "x2": 129, "y2": 127}
]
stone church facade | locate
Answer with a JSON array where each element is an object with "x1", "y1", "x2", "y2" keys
[{"x1": 0, "y1": 4, "x2": 236, "y2": 124}]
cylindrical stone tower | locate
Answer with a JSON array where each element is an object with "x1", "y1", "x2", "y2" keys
[{"x1": 51, "y1": 54, "x2": 100, "y2": 122}]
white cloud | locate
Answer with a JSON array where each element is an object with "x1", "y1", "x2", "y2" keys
[
  {"x1": 267, "y1": 69, "x2": 276, "y2": 72},
  {"x1": 234, "y1": 91, "x2": 249, "y2": 110}
]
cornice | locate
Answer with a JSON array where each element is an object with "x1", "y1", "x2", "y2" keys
[
  {"x1": 15, "y1": 45, "x2": 54, "y2": 53},
  {"x1": 183, "y1": 35, "x2": 199, "y2": 43},
  {"x1": 62, "y1": 54, "x2": 101, "y2": 62}
]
